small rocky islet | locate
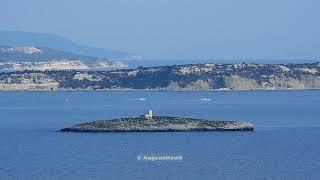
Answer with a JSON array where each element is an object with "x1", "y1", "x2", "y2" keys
[{"x1": 60, "y1": 110, "x2": 254, "y2": 133}]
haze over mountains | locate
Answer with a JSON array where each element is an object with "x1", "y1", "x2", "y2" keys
[
  {"x1": 0, "y1": 46, "x2": 127, "y2": 71},
  {"x1": 0, "y1": 31, "x2": 134, "y2": 71},
  {"x1": 0, "y1": 31, "x2": 138, "y2": 59},
  {"x1": 0, "y1": 45, "x2": 121, "y2": 62}
]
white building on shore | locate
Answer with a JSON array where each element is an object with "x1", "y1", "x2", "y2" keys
[{"x1": 145, "y1": 110, "x2": 153, "y2": 119}]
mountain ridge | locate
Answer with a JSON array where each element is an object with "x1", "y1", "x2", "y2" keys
[
  {"x1": 0, "y1": 30, "x2": 138, "y2": 59},
  {"x1": 0, "y1": 46, "x2": 127, "y2": 71},
  {"x1": 0, "y1": 45, "x2": 113, "y2": 62}
]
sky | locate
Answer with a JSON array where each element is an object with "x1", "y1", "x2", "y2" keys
[{"x1": 0, "y1": 0, "x2": 320, "y2": 60}]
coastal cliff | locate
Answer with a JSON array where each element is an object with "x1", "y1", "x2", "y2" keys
[
  {"x1": 1, "y1": 62, "x2": 320, "y2": 91},
  {"x1": 60, "y1": 116, "x2": 254, "y2": 132}
]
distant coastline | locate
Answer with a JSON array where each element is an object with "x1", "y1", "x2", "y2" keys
[
  {"x1": 1, "y1": 62, "x2": 320, "y2": 91},
  {"x1": 1, "y1": 88, "x2": 320, "y2": 92}
]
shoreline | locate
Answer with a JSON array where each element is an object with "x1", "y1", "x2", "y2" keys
[
  {"x1": 60, "y1": 116, "x2": 254, "y2": 133},
  {"x1": 1, "y1": 62, "x2": 320, "y2": 92},
  {"x1": 60, "y1": 128, "x2": 255, "y2": 133},
  {"x1": 1, "y1": 88, "x2": 320, "y2": 92}
]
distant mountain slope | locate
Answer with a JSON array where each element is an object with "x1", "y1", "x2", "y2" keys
[
  {"x1": 0, "y1": 46, "x2": 127, "y2": 71},
  {"x1": 0, "y1": 30, "x2": 137, "y2": 59},
  {"x1": 0, "y1": 63, "x2": 320, "y2": 91},
  {"x1": 0, "y1": 45, "x2": 105, "y2": 62}
]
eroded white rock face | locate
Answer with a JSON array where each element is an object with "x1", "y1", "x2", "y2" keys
[
  {"x1": 177, "y1": 66, "x2": 201, "y2": 75},
  {"x1": 279, "y1": 65, "x2": 290, "y2": 72},
  {"x1": 128, "y1": 70, "x2": 139, "y2": 76},
  {"x1": 298, "y1": 68, "x2": 318, "y2": 74},
  {"x1": 164, "y1": 80, "x2": 210, "y2": 91},
  {"x1": 0, "y1": 60, "x2": 128, "y2": 71},
  {"x1": 224, "y1": 75, "x2": 259, "y2": 90},
  {"x1": 0, "y1": 47, "x2": 43, "y2": 54},
  {"x1": 11, "y1": 61, "x2": 89, "y2": 70},
  {"x1": 95, "y1": 59, "x2": 128, "y2": 68},
  {"x1": 175, "y1": 63, "x2": 268, "y2": 75},
  {"x1": 0, "y1": 73, "x2": 59, "y2": 90},
  {"x1": 73, "y1": 73, "x2": 103, "y2": 81}
]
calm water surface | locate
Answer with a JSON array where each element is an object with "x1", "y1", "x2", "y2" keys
[{"x1": 0, "y1": 90, "x2": 319, "y2": 180}]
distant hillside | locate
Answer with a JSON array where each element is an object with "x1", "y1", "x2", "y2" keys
[
  {"x1": 0, "y1": 30, "x2": 138, "y2": 59},
  {"x1": 0, "y1": 45, "x2": 110, "y2": 62},
  {"x1": 0, "y1": 46, "x2": 127, "y2": 71},
  {"x1": 0, "y1": 63, "x2": 320, "y2": 91}
]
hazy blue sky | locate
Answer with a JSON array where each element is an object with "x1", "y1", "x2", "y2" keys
[{"x1": 0, "y1": 0, "x2": 319, "y2": 59}]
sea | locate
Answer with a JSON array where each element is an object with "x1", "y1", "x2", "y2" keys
[{"x1": 0, "y1": 90, "x2": 319, "y2": 180}]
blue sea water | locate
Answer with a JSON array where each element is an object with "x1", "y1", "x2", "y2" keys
[{"x1": 0, "y1": 90, "x2": 319, "y2": 180}]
